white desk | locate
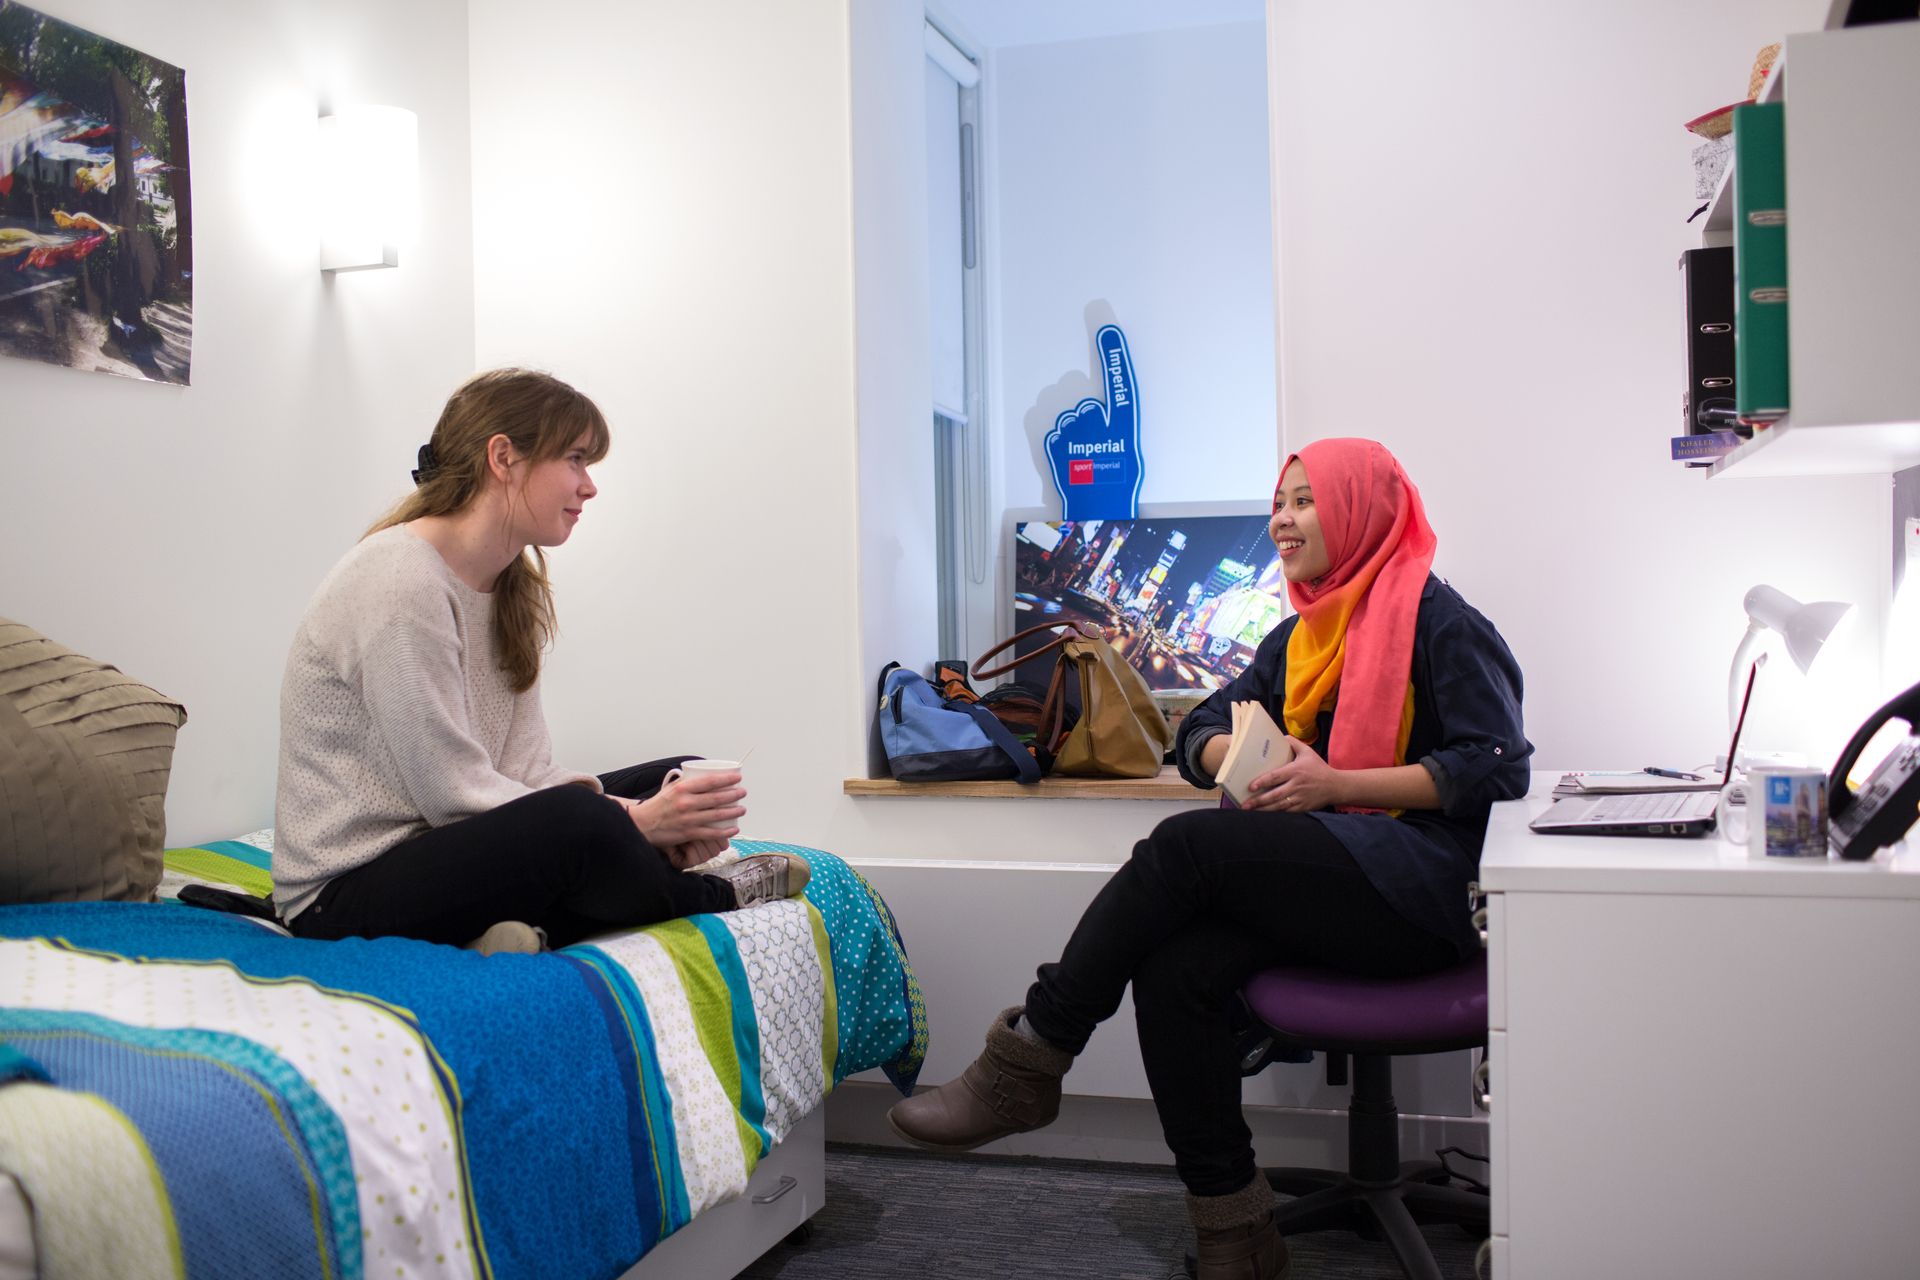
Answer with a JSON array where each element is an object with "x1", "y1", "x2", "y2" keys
[{"x1": 1481, "y1": 772, "x2": 1920, "y2": 1280}]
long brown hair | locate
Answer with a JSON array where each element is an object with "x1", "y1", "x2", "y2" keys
[{"x1": 368, "y1": 369, "x2": 610, "y2": 692}]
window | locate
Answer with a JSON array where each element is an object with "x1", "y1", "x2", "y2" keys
[{"x1": 925, "y1": 19, "x2": 986, "y2": 661}]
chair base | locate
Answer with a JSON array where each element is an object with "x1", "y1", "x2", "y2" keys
[
  {"x1": 1269, "y1": 1161, "x2": 1487, "y2": 1280},
  {"x1": 1220, "y1": 964, "x2": 1491, "y2": 1280},
  {"x1": 1180, "y1": 1165, "x2": 1486, "y2": 1280}
]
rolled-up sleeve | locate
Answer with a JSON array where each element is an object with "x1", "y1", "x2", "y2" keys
[{"x1": 1418, "y1": 607, "x2": 1532, "y2": 816}]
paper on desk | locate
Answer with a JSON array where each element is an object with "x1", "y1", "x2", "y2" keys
[{"x1": 1554, "y1": 771, "x2": 1722, "y2": 795}]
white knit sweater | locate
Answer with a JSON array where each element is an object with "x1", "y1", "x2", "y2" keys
[{"x1": 273, "y1": 525, "x2": 599, "y2": 920}]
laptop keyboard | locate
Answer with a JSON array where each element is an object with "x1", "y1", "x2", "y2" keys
[{"x1": 1603, "y1": 793, "x2": 1704, "y2": 820}]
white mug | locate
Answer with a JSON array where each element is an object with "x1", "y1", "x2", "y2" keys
[
  {"x1": 661, "y1": 759, "x2": 744, "y2": 856},
  {"x1": 663, "y1": 758, "x2": 742, "y2": 786},
  {"x1": 1717, "y1": 766, "x2": 1829, "y2": 859}
]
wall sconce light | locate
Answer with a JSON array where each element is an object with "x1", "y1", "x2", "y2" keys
[
  {"x1": 317, "y1": 105, "x2": 418, "y2": 272},
  {"x1": 1727, "y1": 583, "x2": 1853, "y2": 734}
]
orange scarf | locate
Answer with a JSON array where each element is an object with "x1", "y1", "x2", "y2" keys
[{"x1": 1280, "y1": 439, "x2": 1436, "y2": 772}]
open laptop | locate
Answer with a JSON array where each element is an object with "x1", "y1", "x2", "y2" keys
[
  {"x1": 1529, "y1": 787, "x2": 1722, "y2": 837},
  {"x1": 1530, "y1": 664, "x2": 1756, "y2": 838}
]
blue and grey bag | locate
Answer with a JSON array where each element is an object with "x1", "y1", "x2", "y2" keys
[{"x1": 876, "y1": 662, "x2": 1042, "y2": 784}]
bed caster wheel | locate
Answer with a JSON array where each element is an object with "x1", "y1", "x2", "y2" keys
[{"x1": 784, "y1": 1221, "x2": 815, "y2": 1247}]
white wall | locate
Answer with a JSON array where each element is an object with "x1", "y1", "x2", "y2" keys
[
  {"x1": 0, "y1": 0, "x2": 476, "y2": 845},
  {"x1": 468, "y1": 0, "x2": 872, "y2": 838},
  {"x1": 988, "y1": 21, "x2": 1279, "y2": 515},
  {"x1": 852, "y1": 0, "x2": 941, "y2": 753},
  {"x1": 1267, "y1": 0, "x2": 1889, "y2": 770}
]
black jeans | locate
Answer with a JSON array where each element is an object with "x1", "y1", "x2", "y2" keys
[
  {"x1": 1022, "y1": 807, "x2": 1459, "y2": 1197},
  {"x1": 287, "y1": 757, "x2": 735, "y2": 949}
]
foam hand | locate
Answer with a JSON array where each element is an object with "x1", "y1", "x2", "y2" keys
[{"x1": 1044, "y1": 325, "x2": 1142, "y2": 520}]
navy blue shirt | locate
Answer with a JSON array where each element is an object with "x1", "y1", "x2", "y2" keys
[{"x1": 1174, "y1": 575, "x2": 1532, "y2": 955}]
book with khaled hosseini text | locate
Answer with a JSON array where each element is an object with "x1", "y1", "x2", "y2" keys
[
  {"x1": 1216, "y1": 700, "x2": 1294, "y2": 808},
  {"x1": 1671, "y1": 430, "x2": 1741, "y2": 461}
]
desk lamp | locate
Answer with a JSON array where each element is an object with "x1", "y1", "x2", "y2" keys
[{"x1": 1727, "y1": 584, "x2": 1852, "y2": 735}]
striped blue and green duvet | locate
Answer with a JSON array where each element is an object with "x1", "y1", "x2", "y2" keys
[{"x1": 0, "y1": 841, "x2": 925, "y2": 1280}]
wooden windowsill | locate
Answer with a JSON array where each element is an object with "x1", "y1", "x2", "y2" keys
[{"x1": 843, "y1": 765, "x2": 1213, "y2": 801}]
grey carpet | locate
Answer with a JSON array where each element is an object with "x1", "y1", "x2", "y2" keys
[{"x1": 740, "y1": 1145, "x2": 1483, "y2": 1280}]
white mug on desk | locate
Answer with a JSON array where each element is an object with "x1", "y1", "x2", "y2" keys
[{"x1": 1717, "y1": 766, "x2": 1829, "y2": 858}]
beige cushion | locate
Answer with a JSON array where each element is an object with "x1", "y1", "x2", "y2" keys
[{"x1": 0, "y1": 619, "x2": 187, "y2": 904}]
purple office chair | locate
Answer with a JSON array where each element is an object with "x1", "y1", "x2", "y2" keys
[{"x1": 1230, "y1": 954, "x2": 1491, "y2": 1280}]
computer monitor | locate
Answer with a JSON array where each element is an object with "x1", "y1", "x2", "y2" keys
[{"x1": 1012, "y1": 515, "x2": 1289, "y2": 693}]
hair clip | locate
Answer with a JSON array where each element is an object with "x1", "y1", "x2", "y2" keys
[{"x1": 411, "y1": 443, "x2": 440, "y2": 486}]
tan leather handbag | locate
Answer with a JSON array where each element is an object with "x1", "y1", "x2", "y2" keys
[{"x1": 975, "y1": 623, "x2": 1174, "y2": 779}]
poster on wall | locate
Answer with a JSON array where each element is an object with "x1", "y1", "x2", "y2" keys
[{"x1": 0, "y1": 1, "x2": 192, "y2": 384}]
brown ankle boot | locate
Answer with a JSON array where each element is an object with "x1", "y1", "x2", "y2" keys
[
  {"x1": 886, "y1": 1007, "x2": 1072, "y2": 1152},
  {"x1": 1188, "y1": 1180, "x2": 1290, "y2": 1280}
]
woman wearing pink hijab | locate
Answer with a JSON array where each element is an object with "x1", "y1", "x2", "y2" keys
[{"x1": 892, "y1": 439, "x2": 1531, "y2": 1279}]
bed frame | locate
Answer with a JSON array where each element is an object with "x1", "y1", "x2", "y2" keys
[{"x1": 621, "y1": 1106, "x2": 825, "y2": 1278}]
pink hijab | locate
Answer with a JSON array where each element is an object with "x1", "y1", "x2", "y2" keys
[{"x1": 1279, "y1": 438, "x2": 1437, "y2": 772}]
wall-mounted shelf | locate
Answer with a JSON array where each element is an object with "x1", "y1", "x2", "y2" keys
[
  {"x1": 1693, "y1": 23, "x2": 1920, "y2": 480},
  {"x1": 1708, "y1": 417, "x2": 1920, "y2": 478},
  {"x1": 844, "y1": 764, "x2": 1210, "y2": 800}
]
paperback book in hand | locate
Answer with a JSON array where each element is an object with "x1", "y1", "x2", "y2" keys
[{"x1": 1217, "y1": 701, "x2": 1294, "y2": 808}]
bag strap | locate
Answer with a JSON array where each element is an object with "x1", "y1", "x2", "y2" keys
[
  {"x1": 955, "y1": 701, "x2": 1043, "y2": 784},
  {"x1": 1039, "y1": 657, "x2": 1071, "y2": 753},
  {"x1": 974, "y1": 621, "x2": 1096, "y2": 679}
]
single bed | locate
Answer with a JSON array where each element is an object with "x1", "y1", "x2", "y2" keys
[{"x1": 0, "y1": 834, "x2": 925, "y2": 1280}]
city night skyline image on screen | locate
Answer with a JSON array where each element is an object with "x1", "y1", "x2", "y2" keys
[{"x1": 1013, "y1": 516, "x2": 1290, "y2": 693}]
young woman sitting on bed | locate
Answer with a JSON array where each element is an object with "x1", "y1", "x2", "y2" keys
[
  {"x1": 888, "y1": 438, "x2": 1531, "y2": 1279},
  {"x1": 272, "y1": 368, "x2": 806, "y2": 954}
]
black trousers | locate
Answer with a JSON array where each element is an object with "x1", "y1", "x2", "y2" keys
[
  {"x1": 287, "y1": 757, "x2": 734, "y2": 949},
  {"x1": 1022, "y1": 807, "x2": 1458, "y2": 1197}
]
